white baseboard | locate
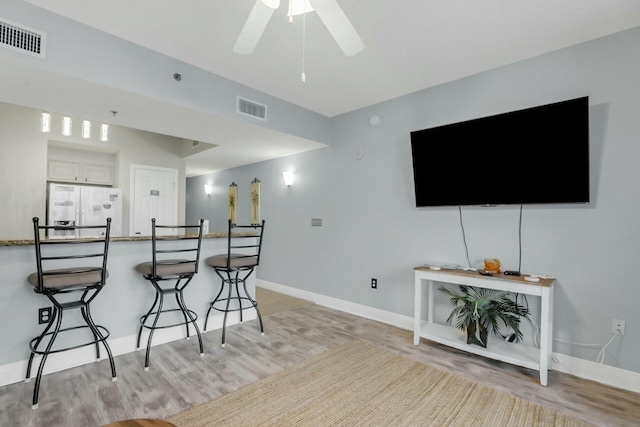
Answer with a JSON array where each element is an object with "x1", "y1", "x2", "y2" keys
[
  {"x1": 257, "y1": 279, "x2": 640, "y2": 394},
  {"x1": 257, "y1": 279, "x2": 414, "y2": 331},
  {"x1": 4, "y1": 281, "x2": 638, "y2": 394},
  {"x1": 551, "y1": 352, "x2": 640, "y2": 393},
  {"x1": 0, "y1": 312, "x2": 250, "y2": 388}
]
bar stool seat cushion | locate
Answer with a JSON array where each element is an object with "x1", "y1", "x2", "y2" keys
[
  {"x1": 27, "y1": 268, "x2": 109, "y2": 290},
  {"x1": 206, "y1": 254, "x2": 258, "y2": 268},
  {"x1": 135, "y1": 259, "x2": 196, "y2": 276}
]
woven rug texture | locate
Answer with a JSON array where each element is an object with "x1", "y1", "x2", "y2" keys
[{"x1": 166, "y1": 340, "x2": 591, "y2": 427}]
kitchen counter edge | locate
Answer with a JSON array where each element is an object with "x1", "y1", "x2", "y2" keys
[{"x1": 0, "y1": 232, "x2": 245, "y2": 247}]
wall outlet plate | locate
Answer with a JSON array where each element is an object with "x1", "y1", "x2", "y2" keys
[
  {"x1": 38, "y1": 307, "x2": 52, "y2": 324},
  {"x1": 612, "y1": 319, "x2": 626, "y2": 336}
]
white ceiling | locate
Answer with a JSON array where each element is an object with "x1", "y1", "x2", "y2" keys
[{"x1": 15, "y1": 0, "x2": 640, "y2": 175}]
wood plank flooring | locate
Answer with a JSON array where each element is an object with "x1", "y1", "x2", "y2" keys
[
  {"x1": 254, "y1": 287, "x2": 313, "y2": 316},
  {"x1": 1, "y1": 301, "x2": 639, "y2": 426}
]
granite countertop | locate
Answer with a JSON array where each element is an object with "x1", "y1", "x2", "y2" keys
[{"x1": 0, "y1": 232, "x2": 239, "y2": 247}]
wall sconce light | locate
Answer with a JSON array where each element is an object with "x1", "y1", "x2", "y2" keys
[
  {"x1": 82, "y1": 120, "x2": 91, "y2": 139},
  {"x1": 100, "y1": 124, "x2": 109, "y2": 142},
  {"x1": 283, "y1": 171, "x2": 295, "y2": 187},
  {"x1": 62, "y1": 116, "x2": 72, "y2": 136},
  {"x1": 41, "y1": 112, "x2": 51, "y2": 133},
  {"x1": 204, "y1": 184, "x2": 213, "y2": 195}
]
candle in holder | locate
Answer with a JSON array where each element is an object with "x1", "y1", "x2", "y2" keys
[{"x1": 484, "y1": 258, "x2": 501, "y2": 273}]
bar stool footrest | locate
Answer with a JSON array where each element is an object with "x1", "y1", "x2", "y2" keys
[
  {"x1": 139, "y1": 308, "x2": 199, "y2": 330},
  {"x1": 209, "y1": 297, "x2": 258, "y2": 313},
  {"x1": 28, "y1": 325, "x2": 111, "y2": 355}
]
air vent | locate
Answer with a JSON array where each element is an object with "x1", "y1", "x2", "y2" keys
[
  {"x1": 0, "y1": 18, "x2": 46, "y2": 58},
  {"x1": 237, "y1": 97, "x2": 267, "y2": 121}
]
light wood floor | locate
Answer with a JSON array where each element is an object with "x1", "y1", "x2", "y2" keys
[
  {"x1": 254, "y1": 287, "x2": 313, "y2": 316},
  {"x1": 1, "y1": 301, "x2": 639, "y2": 426}
]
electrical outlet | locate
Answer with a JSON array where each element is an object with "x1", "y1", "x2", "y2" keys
[
  {"x1": 612, "y1": 319, "x2": 626, "y2": 336},
  {"x1": 38, "y1": 307, "x2": 52, "y2": 325},
  {"x1": 371, "y1": 278, "x2": 377, "y2": 289}
]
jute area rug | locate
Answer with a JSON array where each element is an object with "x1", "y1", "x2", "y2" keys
[
  {"x1": 255, "y1": 287, "x2": 313, "y2": 316},
  {"x1": 165, "y1": 340, "x2": 590, "y2": 427}
]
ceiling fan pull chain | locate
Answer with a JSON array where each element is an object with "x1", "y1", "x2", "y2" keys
[
  {"x1": 288, "y1": 0, "x2": 294, "y2": 23},
  {"x1": 301, "y1": 1, "x2": 306, "y2": 83}
]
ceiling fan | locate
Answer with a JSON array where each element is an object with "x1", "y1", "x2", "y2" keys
[{"x1": 234, "y1": 0, "x2": 365, "y2": 57}]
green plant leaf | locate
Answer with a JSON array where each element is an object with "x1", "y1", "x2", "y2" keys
[{"x1": 438, "y1": 285, "x2": 531, "y2": 343}]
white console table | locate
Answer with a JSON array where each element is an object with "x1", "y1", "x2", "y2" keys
[{"x1": 414, "y1": 266, "x2": 555, "y2": 386}]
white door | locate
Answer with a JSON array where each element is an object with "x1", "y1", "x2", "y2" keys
[{"x1": 130, "y1": 165, "x2": 178, "y2": 236}]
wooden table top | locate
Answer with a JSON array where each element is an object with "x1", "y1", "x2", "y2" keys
[{"x1": 414, "y1": 265, "x2": 556, "y2": 286}]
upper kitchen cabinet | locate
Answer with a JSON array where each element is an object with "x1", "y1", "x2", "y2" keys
[
  {"x1": 47, "y1": 160, "x2": 113, "y2": 185},
  {"x1": 47, "y1": 144, "x2": 117, "y2": 186}
]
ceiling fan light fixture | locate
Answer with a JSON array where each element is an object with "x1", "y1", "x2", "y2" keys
[
  {"x1": 261, "y1": 0, "x2": 280, "y2": 9},
  {"x1": 235, "y1": 0, "x2": 363, "y2": 57},
  {"x1": 288, "y1": 0, "x2": 313, "y2": 18}
]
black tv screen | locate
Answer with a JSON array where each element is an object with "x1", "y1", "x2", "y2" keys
[{"x1": 410, "y1": 96, "x2": 590, "y2": 207}]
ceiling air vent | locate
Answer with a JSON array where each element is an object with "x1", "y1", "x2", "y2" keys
[
  {"x1": 237, "y1": 97, "x2": 267, "y2": 121},
  {"x1": 0, "y1": 17, "x2": 46, "y2": 58}
]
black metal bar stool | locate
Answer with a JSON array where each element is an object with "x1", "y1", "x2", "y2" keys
[
  {"x1": 26, "y1": 217, "x2": 117, "y2": 409},
  {"x1": 204, "y1": 219, "x2": 265, "y2": 347},
  {"x1": 135, "y1": 218, "x2": 205, "y2": 370}
]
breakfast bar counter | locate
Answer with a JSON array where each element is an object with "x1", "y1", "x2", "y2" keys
[
  {"x1": 0, "y1": 233, "x2": 258, "y2": 387},
  {"x1": 0, "y1": 232, "x2": 236, "y2": 246}
]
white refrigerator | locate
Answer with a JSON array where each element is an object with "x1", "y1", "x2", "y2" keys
[{"x1": 47, "y1": 183, "x2": 123, "y2": 237}]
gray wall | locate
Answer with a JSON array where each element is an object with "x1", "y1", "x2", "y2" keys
[{"x1": 187, "y1": 26, "x2": 640, "y2": 374}]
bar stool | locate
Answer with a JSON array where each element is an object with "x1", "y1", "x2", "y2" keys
[
  {"x1": 204, "y1": 219, "x2": 265, "y2": 347},
  {"x1": 135, "y1": 218, "x2": 205, "y2": 370},
  {"x1": 26, "y1": 217, "x2": 117, "y2": 409}
]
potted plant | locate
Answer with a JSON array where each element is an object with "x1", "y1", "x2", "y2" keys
[{"x1": 438, "y1": 285, "x2": 530, "y2": 348}]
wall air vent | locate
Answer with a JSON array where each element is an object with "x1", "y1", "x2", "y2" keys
[
  {"x1": 237, "y1": 97, "x2": 267, "y2": 121},
  {"x1": 0, "y1": 18, "x2": 46, "y2": 58}
]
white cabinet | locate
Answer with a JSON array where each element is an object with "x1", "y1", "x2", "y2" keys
[
  {"x1": 414, "y1": 266, "x2": 554, "y2": 386},
  {"x1": 82, "y1": 164, "x2": 112, "y2": 184},
  {"x1": 48, "y1": 160, "x2": 112, "y2": 185}
]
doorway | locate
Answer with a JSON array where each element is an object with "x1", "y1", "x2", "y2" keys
[{"x1": 129, "y1": 164, "x2": 178, "y2": 236}]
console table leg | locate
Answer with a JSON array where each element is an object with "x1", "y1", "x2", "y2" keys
[
  {"x1": 539, "y1": 286, "x2": 553, "y2": 386},
  {"x1": 414, "y1": 276, "x2": 422, "y2": 345}
]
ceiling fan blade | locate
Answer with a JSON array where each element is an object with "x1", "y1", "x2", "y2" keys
[
  {"x1": 309, "y1": 0, "x2": 364, "y2": 57},
  {"x1": 233, "y1": 0, "x2": 280, "y2": 54}
]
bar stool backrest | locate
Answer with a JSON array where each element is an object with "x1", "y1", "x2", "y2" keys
[
  {"x1": 223, "y1": 219, "x2": 266, "y2": 271},
  {"x1": 149, "y1": 218, "x2": 204, "y2": 278},
  {"x1": 30, "y1": 217, "x2": 111, "y2": 294}
]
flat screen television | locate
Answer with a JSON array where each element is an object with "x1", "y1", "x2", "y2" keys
[{"x1": 410, "y1": 96, "x2": 590, "y2": 207}]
